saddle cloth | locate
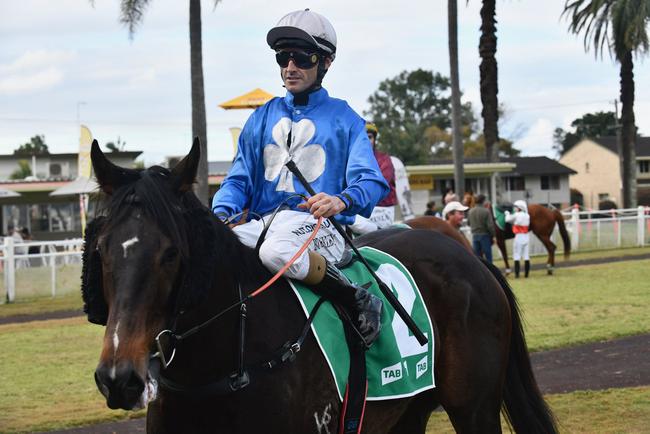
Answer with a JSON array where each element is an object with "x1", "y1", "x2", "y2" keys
[{"x1": 288, "y1": 246, "x2": 435, "y2": 401}]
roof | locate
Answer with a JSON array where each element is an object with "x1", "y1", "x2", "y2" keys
[
  {"x1": 589, "y1": 136, "x2": 650, "y2": 157},
  {"x1": 431, "y1": 156, "x2": 576, "y2": 176},
  {"x1": 219, "y1": 88, "x2": 275, "y2": 110},
  {"x1": 0, "y1": 151, "x2": 142, "y2": 160},
  {"x1": 208, "y1": 161, "x2": 233, "y2": 175}
]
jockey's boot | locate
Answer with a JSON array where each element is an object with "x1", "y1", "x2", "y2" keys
[
  {"x1": 304, "y1": 252, "x2": 383, "y2": 346},
  {"x1": 514, "y1": 260, "x2": 520, "y2": 278},
  {"x1": 524, "y1": 260, "x2": 530, "y2": 278}
]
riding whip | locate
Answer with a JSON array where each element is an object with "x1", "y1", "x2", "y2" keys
[{"x1": 285, "y1": 160, "x2": 428, "y2": 346}]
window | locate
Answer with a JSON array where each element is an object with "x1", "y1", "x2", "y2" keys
[
  {"x1": 585, "y1": 162, "x2": 590, "y2": 173},
  {"x1": 639, "y1": 160, "x2": 650, "y2": 174},
  {"x1": 540, "y1": 175, "x2": 560, "y2": 190},
  {"x1": 504, "y1": 176, "x2": 525, "y2": 191},
  {"x1": 598, "y1": 193, "x2": 610, "y2": 201}
]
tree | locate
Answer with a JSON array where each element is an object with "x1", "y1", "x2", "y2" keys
[
  {"x1": 14, "y1": 135, "x2": 49, "y2": 156},
  {"x1": 114, "y1": 0, "x2": 221, "y2": 205},
  {"x1": 424, "y1": 125, "x2": 520, "y2": 159},
  {"x1": 564, "y1": 0, "x2": 650, "y2": 207},
  {"x1": 365, "y1": 69, "x2": 475, "y2": 165},
  {"x1": 553, "y1": 111, "x2": 618, "y2": 155},
  {"x1": 478, "y1": 0, "x2": 500, "y2": 163},
  {"x1": 10, "y1": 160, "x2": 32, "y2": 180},
  {"x1": 449, "y1": 0, "x2": 465, "y2": 197}
]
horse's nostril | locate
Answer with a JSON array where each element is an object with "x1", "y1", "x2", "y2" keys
[{"x1": 124, "y1": 369, "x2": 145, "y2": 395}]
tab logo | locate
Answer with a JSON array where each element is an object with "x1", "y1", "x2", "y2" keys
[
  {"x1": 416, "y1": 355, "x2": 428, "y2": 379},
  {"x1": 381, "y1": 362, "x2": 403, "y2": 386}
]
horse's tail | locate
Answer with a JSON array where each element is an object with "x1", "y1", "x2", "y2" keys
[
  {"x1": 482, "y1": 260, "x2": 558, "y2": 434},
  {"x1": 554, "y1": 209, "x2": 571, "y2": 260}
]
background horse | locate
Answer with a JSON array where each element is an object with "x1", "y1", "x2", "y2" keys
[
  {"x1": 493, "y1": 204, "x2": 571, "y2": 275},
  {"x1": 83, "y1": 139, "x2": 556, "y2": 433}
]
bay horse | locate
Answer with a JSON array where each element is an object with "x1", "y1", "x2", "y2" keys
[
  {"x1": 83, "y1": 139, "x2": 556, "y2": 433},
  {"x1": 492, "y1": 204, "x2": 571, "y2": 275}
]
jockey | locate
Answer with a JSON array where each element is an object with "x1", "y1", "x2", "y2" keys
[
  {"x1": 505, "y1": 200, "x2": 530, "y2": 278},
  {"x1": 212, "y1": 9, "x2": 389, "y2": 345},
  {"x1": 348, "y1": 122, "x2": 398, "y2": 234}
]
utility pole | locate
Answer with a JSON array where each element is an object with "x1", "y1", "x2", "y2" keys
[
  {"x1": 613, "y1": 99, "x2": 623, "y2": 207},
  {"x1": 448, "y1": 0, "x2": 465, "y2": 198}
]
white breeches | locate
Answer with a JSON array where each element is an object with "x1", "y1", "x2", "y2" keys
[
  {"x1": 232, "y1": 210, "x2": 345, "y2": 280},
  {"x1": 513, "y1": 233, "x2": 530, "y2": 261},
  {"x1": 348, "y1": 206, "x2": 395, "y2": 235}
]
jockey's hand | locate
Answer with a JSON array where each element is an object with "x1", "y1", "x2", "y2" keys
[{"x1": 298, "y1": 193, "x2": 346, "y2": 219}]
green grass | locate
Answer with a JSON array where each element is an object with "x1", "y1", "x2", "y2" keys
[
  {"x1": 426, "y1": 386, "x2": 650, "y2": 433},
  {"x1": 0, "y1": 263, "x2": 82, "y2": 302},
  {"x1": 0, "y1": 317, "x2": 144, "y2": 434},
  {"x1": 494, "y1": 245, "x2": 650, "y2": 269},
  {"x1": 0, "y1": 293, "x2": 82, "y2": 318},
  {"x1": 510, "y1": 259, "x2": 650, "y2": 351}
]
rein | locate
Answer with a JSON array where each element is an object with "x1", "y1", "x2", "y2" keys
[{"x1": 151, "y1": 215, "x2": 324, "y2": 394}]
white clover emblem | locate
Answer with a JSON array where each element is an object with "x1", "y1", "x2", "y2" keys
[{"x1": 263, "y1": 117, "x2": 326, "y2": 192}]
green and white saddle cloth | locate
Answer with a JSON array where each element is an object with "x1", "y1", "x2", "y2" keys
[{"x1": 288, "y1": 246, "x2": 435, "y2": 401}]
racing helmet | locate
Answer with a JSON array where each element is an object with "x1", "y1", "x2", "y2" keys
[{"x1": 267, "y1": 9, "x2": 337, "y2": 59}]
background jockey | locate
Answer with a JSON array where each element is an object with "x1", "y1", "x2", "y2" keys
[
  {"x1": 348, "y1": 122, "x2": 398, "y2": 235},
  {"x1": 212, "y1": 9, "x2": 389, "y2": 345},
  {"x1": 505, "y1": 199, "x2": 531, "y2": 278}
]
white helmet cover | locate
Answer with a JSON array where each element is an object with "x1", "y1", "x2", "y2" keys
[
  {"x1": 267, "y1": 9, "x2": 337, "y2": 58},
  {"x1": 513, "y1": 200, "x2": 528, "y2": 213}
]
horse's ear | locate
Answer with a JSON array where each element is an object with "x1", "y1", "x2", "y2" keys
[
  {"x1": 171, "y1": 137, "x2": 201, "y2": 193},
  {"x1": 91, "y1": 140, "x2": 139, "y2": 195}
]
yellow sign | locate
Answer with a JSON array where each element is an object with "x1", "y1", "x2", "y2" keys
[
  {"x1": 408, "y1": 174, "x2": 434, "y2": 190},
  {"x1": 78, "y1": 125, "x2": 93, "y2": 178}
]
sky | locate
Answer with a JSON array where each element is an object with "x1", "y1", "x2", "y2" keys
[{"x1": 1, "y1": 0, "x2": 649, "y2": 166}]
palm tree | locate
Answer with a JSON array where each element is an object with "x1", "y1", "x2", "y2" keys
[
  {"x1": 564, "y1": 0, "x2": 650, "y2": 208},
  {"x1": 117, "y1": 0, "x2": 221, "y2": 205},
  {"x1": 449, "y1": 0, "x2": 465, "y2": 198},
  {"x1": 478, "y1": 0, "x2": 500, "y2": 164}
]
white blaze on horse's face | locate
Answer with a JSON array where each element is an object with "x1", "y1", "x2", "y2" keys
[
  {"x1": 121, "y1": 236, "x2": 139, "y2": 258},
  {"x1": 109, "y1": 321, "x2": 120, "y2": 380}
]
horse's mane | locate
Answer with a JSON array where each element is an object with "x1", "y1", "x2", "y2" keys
[{"x1": 82, "y1": 166, "x2": 262, "y2": 324}]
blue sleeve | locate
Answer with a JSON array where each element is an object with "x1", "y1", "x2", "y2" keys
[
  {"x1": 338, "y1": 116, "x2": 389, "y2": 217},
  {"x1": 211, "y1": 115, "x2": 257, "y2": 218}
]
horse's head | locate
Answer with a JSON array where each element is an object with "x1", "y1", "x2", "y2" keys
[{"x1": 83, "y1": 138, "x2": 218, "y2": 410}]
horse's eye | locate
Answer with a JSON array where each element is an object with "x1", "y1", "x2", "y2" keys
[{"x1": 161, "y1": 247, "x2": 179, "y2": 264}]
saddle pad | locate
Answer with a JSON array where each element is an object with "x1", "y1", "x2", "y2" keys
[
  {"x1": 493, "y1": 206, "x2": 507, "y2": 231},
  {"x1": 288, "y1": 246, "x2": 435, "y2": 401}
]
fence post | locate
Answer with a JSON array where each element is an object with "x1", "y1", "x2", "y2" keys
[
  {"x1": 571, "y1": 206, "x2": 580, "y2": 251},
  {"x1": 638, "y1": 206, "x2": 645, "y2": 247},
  {"x1": 49, "y1": 245, "x2": 57, "y2": 298},
  {"x1": 4, "y1": 237, "x2": 15, "y2": 303}
]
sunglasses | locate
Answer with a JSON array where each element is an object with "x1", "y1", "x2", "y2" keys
[{"x1": 275, "y1": 50, "x2": 319, "y2": 69}]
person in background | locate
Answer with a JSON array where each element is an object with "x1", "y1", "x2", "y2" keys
[
  {"x1": 463, "y1": 189, "x2": 476, "y2": 209},
  {"x1": 442, "y1": 201, "x2": 468, "y2": 231},
  {"x1": 505, "y1": 199, "x2": 531, "y2": 278},
  {"x1": 424, "y1": 200, "x2": 442, "y2": 218},
  {"x1": 20, "y1": 228, "x2": 39, "y2": 255},
  {"x1": 467, "y1": 194, "x2": 495, "y2": 263},
  {"x1": 443, "y1": 188, "x2": 458, "y2": 205},
  {"x1": 348, "y1": 122, "x2": 397, "y2": 234}
]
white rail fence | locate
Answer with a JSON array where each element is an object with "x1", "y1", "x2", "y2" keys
[
  {"x1": 1, "y1": 238, "x2": 83, "y2": 303},
  {"x1": 463, "y1": 206, "x2": 650, "y2": 258}
]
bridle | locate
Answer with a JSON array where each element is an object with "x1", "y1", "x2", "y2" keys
[{"x1": 148, "y1": 210, "x2": 326, "y2": 396}]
